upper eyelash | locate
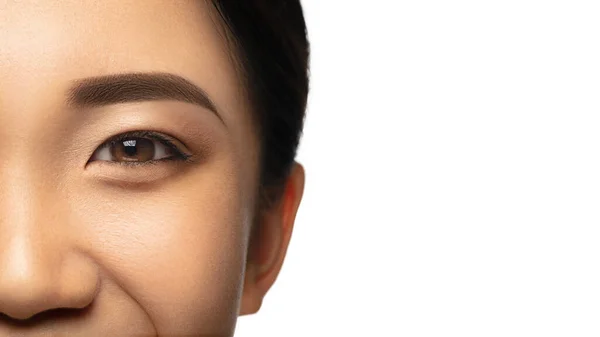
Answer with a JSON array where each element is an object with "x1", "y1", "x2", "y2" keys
[{"x1": 96, "y1": 130, "x2": 192, "y2": 166}]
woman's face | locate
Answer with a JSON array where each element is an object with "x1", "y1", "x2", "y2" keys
[{"x1": 0, "y1": 0, "x2": 265, "y2": 335}]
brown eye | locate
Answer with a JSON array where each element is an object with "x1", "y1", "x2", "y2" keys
[
  {"x1": 90, "y1": 131, "x2": 189, "y2": 164},
  {"x1": 111, "y1": 137, "x2": 163, "y2": 162}
]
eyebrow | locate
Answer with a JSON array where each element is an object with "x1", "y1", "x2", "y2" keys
[{"x1": 66, "y1": 72, "x2": 223, "y2": 123}]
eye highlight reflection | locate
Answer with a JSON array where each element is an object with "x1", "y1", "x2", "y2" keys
[{"x1": 89, "y1": 130, "x2": 192, "y2": 167}]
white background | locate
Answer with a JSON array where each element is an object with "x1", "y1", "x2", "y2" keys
[{"x1": 237, "y1": 0, "x2": 600, "y2": 336}]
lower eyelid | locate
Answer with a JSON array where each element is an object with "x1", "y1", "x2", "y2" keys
[
  {"x1": 86, "y1": 161, "x2": 173, "y2": 184},
  {"x1": 84, "y1": 155, "x2": 197, "y2": 186}
]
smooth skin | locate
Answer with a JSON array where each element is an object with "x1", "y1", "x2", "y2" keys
[{"x1": 0, "y1": 0, "x2": 304, "y2": 336}]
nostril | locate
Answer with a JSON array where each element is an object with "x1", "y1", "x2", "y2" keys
[{"x1": 0, "y1": 304, "x2": 94, "y2": 327}]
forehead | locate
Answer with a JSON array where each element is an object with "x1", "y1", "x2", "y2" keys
[{"x1": 0, "y1": 0, "x2": 244, "y2": 123}]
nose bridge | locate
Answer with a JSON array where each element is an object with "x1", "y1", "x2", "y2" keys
[
  {"x1": 0, "y1": 164, "x2": 98, "y2": 320},
  {"x1": 0, "y1": 161, "x2": 53, "y2": 242}
]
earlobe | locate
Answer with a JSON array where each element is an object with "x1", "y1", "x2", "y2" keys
[{"x1": 240, "y1": 162, "x2": 305, "y2": 315}]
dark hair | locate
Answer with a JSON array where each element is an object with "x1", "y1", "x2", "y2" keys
[{"x1": 211, "y1": 1, "x2": 310, "y2": 208}]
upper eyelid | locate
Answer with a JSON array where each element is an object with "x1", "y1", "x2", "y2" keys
[
  {"x1": 104, "y1": 130, "x2": 169, "y2": 144},
  {"x1": 101, "y1": 131, "x2": 186, "y2": 151}
]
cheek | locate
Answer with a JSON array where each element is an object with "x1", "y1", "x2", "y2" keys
[{"x1": 72, "y1": 160, "x2": 253, "y2": 334}]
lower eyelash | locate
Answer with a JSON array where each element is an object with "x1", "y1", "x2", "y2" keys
[{"x1": 113, "y1": 154, "x2": 193, "y2": 167}]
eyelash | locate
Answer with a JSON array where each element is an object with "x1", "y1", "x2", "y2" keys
[{"x1": 90, "y1": 130, "x2": 193, "y2": 167}]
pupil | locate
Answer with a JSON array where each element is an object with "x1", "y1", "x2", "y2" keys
[{"x1": 123, "y1": 139, "x2": 137, "y2": 156}]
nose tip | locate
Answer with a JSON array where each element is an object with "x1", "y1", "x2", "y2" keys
[{"x1": 0, "y1": 240, "x2": 99, "y2": 321}]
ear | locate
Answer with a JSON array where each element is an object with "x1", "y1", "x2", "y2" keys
[{"x1": 240, "y1": 162, "x2": 305, "y2": 315}]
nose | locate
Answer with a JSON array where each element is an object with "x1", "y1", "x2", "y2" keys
[
  {"x1": 0, "y1": 181, "x2": 99, "y2": 320},
  {"x1": 0, "y1": 236, "x2": 99, "y2": 320}
]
